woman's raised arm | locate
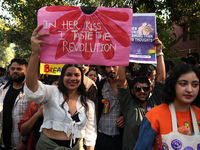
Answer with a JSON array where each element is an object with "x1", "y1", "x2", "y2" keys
[{"x1": 26, "y1": 25, "x2": 49, "y2": 92}]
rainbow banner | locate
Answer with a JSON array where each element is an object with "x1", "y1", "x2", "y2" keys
[{"x1": 40, "y1": 63, "x2": 65, "y2": 75}]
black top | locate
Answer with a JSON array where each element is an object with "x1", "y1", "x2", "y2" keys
[
  {"x1": 69, "y1": 110, "x2": 80, "y2": 122},
  {"x1": 2, "y1": 84, "x2": 22, "y2": 148}
]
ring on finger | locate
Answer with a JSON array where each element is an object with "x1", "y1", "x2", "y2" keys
[{"x1": 32, "y1": 33, "x2": 37, "y2": 36}]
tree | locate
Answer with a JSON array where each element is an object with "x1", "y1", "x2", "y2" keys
[
  {"x1": 0, "y1": 19, "x2": 14, "y2": 67},
  {"x1": 0, "y1": 44, "x2": 15, "y2": 67},
  {"x1": 1, "y1": 0, "x2": 69, "y2": 60},
  {"x1": 1, "y1": 0, "x2": 200, "y2": 59},
  {"x1": 0, "y1": 44, "x2": 7, "y2": 66}
]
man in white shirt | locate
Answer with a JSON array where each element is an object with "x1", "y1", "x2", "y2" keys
[{"x1": 0, "y1": 58, "x2": 30, "y2": 150}]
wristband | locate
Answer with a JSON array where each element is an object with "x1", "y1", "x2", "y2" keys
[
  {"x1": 156, "y1": 52, "x2": 164, "y2": 57},
  {"x1": 22, "y1": 139, "x2": 28, "y2": 145}
]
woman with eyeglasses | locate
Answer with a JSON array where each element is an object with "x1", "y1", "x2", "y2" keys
[
  {"x1": 86, "y1": 68, "x2": 99, "y2": 87},
  {"x1": 134, "y1": 64, "x2": 200, "y2": 150},
  {"x1": 116, "y1": 35, "x2": 165, "y2": 150}
]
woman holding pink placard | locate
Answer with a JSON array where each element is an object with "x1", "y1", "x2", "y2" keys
[{"x1": 24, "y1": 24, "x2": 97, "y2": 150}]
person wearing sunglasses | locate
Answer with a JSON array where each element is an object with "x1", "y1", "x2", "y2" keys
[
  {"x1": 132, "y1": 83, "x2": 150, "y2": 107},
  {"x1": 116, "y1": 35, "x2": 165, "y2": 150}
]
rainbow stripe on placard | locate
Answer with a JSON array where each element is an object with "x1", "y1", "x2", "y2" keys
[{"x1": 147, "y1": 46, "x2": 155, "y2": 58}]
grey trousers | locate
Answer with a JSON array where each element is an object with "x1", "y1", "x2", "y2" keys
[{"x1": 36, "y1": 132, "x2": 85, "y2": 150}]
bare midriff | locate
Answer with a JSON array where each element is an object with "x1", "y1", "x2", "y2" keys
[{"x1": 43, "y1": 128, "x2": 73, "y2": 140}]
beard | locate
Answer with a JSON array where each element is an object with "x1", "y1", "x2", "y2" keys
[
  {"x1": 10, "y1": 74, "x2": 25, "y2": 83},
  {"x1": 135, "y1": 94, "x2": 149, "y2": 103},
  {"x1": 106, "y1": 71, "x2": 118, "y2": 79}
]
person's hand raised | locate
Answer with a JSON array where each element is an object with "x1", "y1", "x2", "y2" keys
[
  {"x1": 31, "y1": 24, "x2": 49, "y2": 55},
  {"x1": 153, "y1": 33, "x2": 162, "y2": 53}
]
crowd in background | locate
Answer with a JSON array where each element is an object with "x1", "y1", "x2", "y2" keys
[{"x1": 0, "y1": 30, "x2": 199, "y2": 150}]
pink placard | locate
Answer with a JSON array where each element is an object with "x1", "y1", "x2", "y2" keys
[{"x1": 37, "y1": 6, "x2": 132, "y2": 66}]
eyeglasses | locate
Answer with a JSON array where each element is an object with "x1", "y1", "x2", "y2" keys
[{"x1": 134, "y1": 86, "x2": 150, "y2": 92}]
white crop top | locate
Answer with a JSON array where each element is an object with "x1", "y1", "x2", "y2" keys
[{"x1": 24, "y1": 81, "x2": 97, "y2": 146}]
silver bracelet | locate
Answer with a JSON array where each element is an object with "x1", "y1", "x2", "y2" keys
[{"x1": 156, "y1": 52, "x2": 164, "y2": 57}]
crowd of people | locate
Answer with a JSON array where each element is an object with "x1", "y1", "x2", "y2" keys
[{"x1": 0, "y1": 24, "x2": 199, "y2": 150}]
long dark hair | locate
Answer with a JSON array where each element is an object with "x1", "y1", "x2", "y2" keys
[
  {"x1": 163, "y1": 64, "x2": 200, "y2": 105},
  {"x1": 58, "y1": 64, "x2": 88, "y2": 113}
]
